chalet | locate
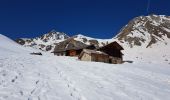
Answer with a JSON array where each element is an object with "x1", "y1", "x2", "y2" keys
[
  {"x1": 78, "y1": 41, "x2": 124, "y2": 64},
  {"x1": 78, "y1": 49, "x2": 109, "y2": 63},
  {"x1": 53, "y1": 38, "x2": 96, "y2": 56}
]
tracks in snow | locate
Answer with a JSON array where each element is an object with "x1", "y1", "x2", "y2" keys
[
  {"x1": 55, "y1": 66, "x2": 87, "y2": 100},
  {"x1": 0, "y1": 54, "x2": 87, "y2": 100}
]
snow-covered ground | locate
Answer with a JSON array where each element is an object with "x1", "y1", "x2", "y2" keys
[{"x1": 0, "y1": 34, "x2": 170, "y2": 100}]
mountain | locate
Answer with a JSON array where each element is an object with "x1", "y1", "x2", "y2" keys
[
  {"x1": 116, "y1": 14, "x2": 170, "y2": 48},
  {"x1": 15, "y1": 15, "x2": 170, "y2": 50},
  {"x1": 15, "y1": 14, "x2": 170, "y2": 63},
  {"x1": 115, "y1": 14, "x2": 170, "y2": 64},
  {"x1": 16, "y1": 30, "x2": 69, "y2": 52}
]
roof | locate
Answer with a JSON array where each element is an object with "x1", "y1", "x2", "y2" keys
[
  {"x1": 53, "y1": 38, "x2": 96, "y2": 53},
  {"x1": 53, "y1": 39, "x2": 88, "y2": 52},
  {"x1": 98, "y1": 41, "x2": 124, "y2": 50}
]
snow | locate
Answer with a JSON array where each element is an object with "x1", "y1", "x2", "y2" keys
[
  {"x1": 0, "y1": 34, "x2": 170, "y2": 100},
  {"x1": 0, "y1": 34, "x2": 37, "y2": 54},
  {"x1": 146, "y1": 15, "x2": 164, "y2": 26},
  {"x1": 76, "y1": 34, "x2": 95, "y2": 40},
  {"x1": 150, "y1": 20, "x2": 160, "y2": 26},
  {"x1": 119, "y1": 35, "x2": 170, "y2": 65},
  {"x1": 74, "y1": 34, "x2": 114, "y2": 47},
  {"x1": 163, "y1": 27, "x2": 170, "y2": 32},
  {"x1": 160, "y1": 15, "x2": 170, "y2": 21}
]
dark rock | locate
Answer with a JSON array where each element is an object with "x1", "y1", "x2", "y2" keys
[
  {"x1": 30, "y1": 52, "x2": 42, "y2": 55},
  {"x1": 46, "y1": 45, "x2": 52, "y2": 51},
  {"x1": 89, "y1": 40, "x2": 99, "y2": 46},
  {"x1": 15, "y1": 39, "x2": 25, "y2": 45}
]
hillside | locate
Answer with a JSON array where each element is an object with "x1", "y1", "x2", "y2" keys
[
  {"x1": 1, "y1": 34, "x2": 170, "y2": 100},
  {"x1": 0, "y1": 34, "x2": 37, "y2": 55}
]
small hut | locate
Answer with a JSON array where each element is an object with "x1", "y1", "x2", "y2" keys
[
  {"x1": 78, "y1": 49, "x2": 109, "y2": 63},
  {"x1": 98, "y1": 41, "x2": 124, "y2": 64}
]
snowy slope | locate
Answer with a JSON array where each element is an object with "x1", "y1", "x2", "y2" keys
[
  {"x1": 115, "y1": 35, "x2": 170, "y2": 65},
  {"x1": 0, "y1": 34, "x2": 37, "y2": 55},
  {"x1": 119, "y1": 39, "x2": 170, "y2": 65},
  {"x1": 1, "y1": 32, "x2": 170, "y2": 100}
]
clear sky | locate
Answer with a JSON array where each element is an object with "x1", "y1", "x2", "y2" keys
[{"x1": 0, "y1": 0, "x2": 170, "y2": 39}]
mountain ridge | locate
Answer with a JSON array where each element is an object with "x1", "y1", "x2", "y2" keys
[{"x1": 15, "y1": 14, "x2": 170, "y2": 54}]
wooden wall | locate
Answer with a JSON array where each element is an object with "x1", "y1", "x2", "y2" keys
[
  {"x1": 91, "y1": 54, "x2": 109, "y2": 63},
  {"x1": 79, "y1": 52, "x2": 122, "y2": 64},
  {"x1": 99, "y1": 47, "x2": 122, "y2": 58}
]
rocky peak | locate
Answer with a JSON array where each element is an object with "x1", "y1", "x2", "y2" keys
[
  {"x1": 37, "y1": 29, "x2": 70, "y2": 42},
  {"x1": 116, "y1": 14, "x2": 170, "y2": 48},
  {"x1": 16, "y1": 30, "x2": 70, "y2": 52}
]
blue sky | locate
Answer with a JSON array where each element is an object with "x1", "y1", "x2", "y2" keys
[{"x1": 0, "y1": 0, "x2": 170, "y2": 39}]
